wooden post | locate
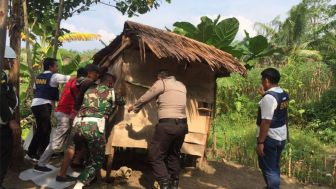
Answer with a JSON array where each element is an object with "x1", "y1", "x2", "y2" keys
[
  {"x1": 0, "y1": 0, "x2": 9, "y2": 112},
  {"x1": 9, "y1": 0, "x2": 24, "y2": 164},
  {"x1": 9, "y1": 0, "x2": 21, "y2": 113},
  {"x1": 53, "y1": 0, "x2": 64, "y2": 58},
  {"x1": 333, "y1": 159, "x2": 336, "y2": 187}
]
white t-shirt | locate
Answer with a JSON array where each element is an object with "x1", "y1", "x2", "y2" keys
[
  {"x1": 31, "y1": 71, "x2": 70, "y2": 107},
  {"x1": 256, "y1": 86, "x2": 287, "y2": 141}
]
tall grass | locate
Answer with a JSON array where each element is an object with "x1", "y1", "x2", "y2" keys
[
  {"x1": 213, "y1": 61, "x2": 336, "y2": 186},
  {"x1": 209, "y1": 117, "x2": 335, "y2": 186}
]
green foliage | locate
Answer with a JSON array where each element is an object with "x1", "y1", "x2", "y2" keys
[
  {"x1": 210, "y1": 117, "x2": 334, "y2": 186},
  {"x1": 173, "y1": 15, "x2": 239, "y2": 53},
  {"x1": 172, "y1": 16, "x2": 274, "y2": 68},
  {"x1": 216, "y1": 61, "x2": 334, "y2": 142},
  {"x1": 115, "y1": 0, "x2": 171, "y2": 17},
  {"x1": 304, "y1": 87, "x2": 336, "y2": 142}
]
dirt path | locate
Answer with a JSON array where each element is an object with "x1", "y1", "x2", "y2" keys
[{"x1": 4, "y1": 158, "x2": 332, "y2": 189}]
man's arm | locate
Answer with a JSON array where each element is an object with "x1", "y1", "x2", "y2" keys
[
  {"x1": 130, "y1": 80, "x2": 164, "y2": 113},
  {"x1": 53, "y1": 73, "x2": 72, "y2": 83},
  {"x1": 70, "y1": 79, "x2": 94, "y2": 119},
  {"x1": 256, "y1": 94, "x2": 277, "y2": 156}
]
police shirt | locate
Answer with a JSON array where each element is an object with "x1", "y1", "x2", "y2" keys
[
  {"x1": 133, "y1": 76, "x2": 187, "y2": 119},
  {"x1": 31, "y1": 71, "x2": 70, "y2": 107}
]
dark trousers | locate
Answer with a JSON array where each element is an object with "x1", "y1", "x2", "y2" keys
[
  {"x1": 28, "y1": 104, "x2": 52, "y2": 156},
  {"x1": 258, "y1": 137, "x2": 286, "y2": 189},
  {"x1": 0, "y1": 125, "x2": 13, "y2": 186},
  {"x1": 148, "y1": 122, "x2": 188, "y2": 182}
]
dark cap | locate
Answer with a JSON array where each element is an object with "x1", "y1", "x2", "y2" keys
[{"x1": 85, "y1": 64, "x2": 100, "y2": 73}]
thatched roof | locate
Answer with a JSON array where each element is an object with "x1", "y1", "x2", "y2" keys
[{"x1": 93, "y1": 21, "x2": 246, "y2": 76}]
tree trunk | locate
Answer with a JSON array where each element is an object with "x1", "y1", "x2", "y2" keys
[
  {"x1": 0, "y1": 0, "x2": 9, "y2": 111},
  {"x1": 9, "y1": 0, "x2": 24, "y2": 164},
  {"x1": 52, "y1": 0, "x2": 64, "y2": 58},
  {"x1": 22, "y1": 0, "x2": 34, "y2": 86}
]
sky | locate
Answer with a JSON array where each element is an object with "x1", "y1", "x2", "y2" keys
[{"x1": 61, "y1": 0, "x2": 304, "y2": 51}]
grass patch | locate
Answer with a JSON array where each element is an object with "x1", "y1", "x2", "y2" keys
[{"x1": 209, "y1": 116, "x2": 335, "y2": 186}]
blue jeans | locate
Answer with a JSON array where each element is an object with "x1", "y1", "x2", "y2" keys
[{"x1": 258, "y1": 137, "x2": 286, "y2": 189}]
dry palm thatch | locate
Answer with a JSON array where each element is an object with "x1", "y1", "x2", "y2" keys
[
  {"x1": 58, "y1": 32, "x2": 101, "y2": 42},
  {"x1": 94, "y1": 21, "x2": 246, "y2": 76}
]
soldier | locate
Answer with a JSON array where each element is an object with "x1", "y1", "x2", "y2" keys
[
  {"x1": 128, "y1": 69, "x2": 188, "y2": 189},
  {"x1": 34, "y1": 67, "x2": 87, "y2": 173},
  {"x1": 56, "y1": 64, "x2": 101, "y2": 182},
  {"x1": 0, "y1": 46, "x2": 20, "y2": 189},
  {"x1": 26, "y1": 58, "x2": 72, "y2": 161},
  {"x1": 71, "y1": 73, "x2": 124, "y2": 189},
  {"x1": 256, "y1": 68, "x2": 289, "y2": 189}
]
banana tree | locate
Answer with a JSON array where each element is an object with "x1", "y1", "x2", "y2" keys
[
  {"x1": 172, "y1": 15, "x2": 239, "y2": 55},
  {"x1": 172, "y1": 15, "x2": 275, "y2": 68}
]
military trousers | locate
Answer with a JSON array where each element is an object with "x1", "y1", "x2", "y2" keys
[
  {"x1": 0, "y1": 124, "x2": 13, "y2": 186},
  {"x1": 72, "y1": 117, "x2": 105, "y2": 185},
  {"x1": 148, "y1": 121, "x2": 188, "y2": 182}
]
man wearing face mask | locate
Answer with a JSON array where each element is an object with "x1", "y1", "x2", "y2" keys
[
  {"x1": 0, "y1": 46, "x2": 20, "y2": 189},
  {"x1": 71, "y1": 73, "x2": 124, "y2": 189}
]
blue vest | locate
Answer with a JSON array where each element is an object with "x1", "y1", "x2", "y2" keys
[
  {"x1": 256, "y1": 90, "x2": 289, "y2": 128},
  {"x1": 34, "y1": 72, "x2": 59, "y2": 101}
]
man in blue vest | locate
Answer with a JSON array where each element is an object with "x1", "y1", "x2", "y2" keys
[
  {"x1": 256, "y1": 68, "x2": 289, "y2": 189},
  {"x1": 25, "y1": 58, "x2": 72, "y2": 161}
]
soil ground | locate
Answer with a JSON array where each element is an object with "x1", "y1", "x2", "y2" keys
[{"x1": 3, "y1": 151, "x2": 333, "y2": 189}]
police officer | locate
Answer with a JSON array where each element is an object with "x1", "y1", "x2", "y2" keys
[
  {"x1": 26, "y1": 58, "x2": 71, "y2": 161},
  {"x1": 71, "y1": 73, "x2": 124, "y2": 189},
  {"x1": 0, "y1": 46, "x2": 20, "y2": 189},
  {"x1": 256, "y1": 68, "x2": 289, "y2": 189},
  {"x1": 34, "y1": 67, "x2": 87, "y2": 173},
  {"x1": 128, "y1": 69, "x2": 188, "y2": 189}
]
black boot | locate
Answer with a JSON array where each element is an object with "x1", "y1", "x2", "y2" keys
[
  {"x1": 170, "y1": 179, "x2": 179, "y2": 189},
  {"x1": 159, "y1": 179, "x2": 170, "y2": 189}
]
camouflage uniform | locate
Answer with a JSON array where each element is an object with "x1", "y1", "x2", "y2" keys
[{"x1": 71, "y1": 84, "x2": 123, "y2": 185}]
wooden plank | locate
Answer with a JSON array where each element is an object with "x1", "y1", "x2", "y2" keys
[
  {"x1": 181, "y1": 143, "x2": 206, "y2": 157},
  {"x1": 110, "y1": 123, "x2": 153, "y2": 148},
  {"x1": 184, "y1": 132, "x2": 207, "y2": 145}
]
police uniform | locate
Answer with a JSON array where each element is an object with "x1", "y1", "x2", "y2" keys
[
  {"x1": 27, "y1": 71, "x2": 70, "y2": 159},
  {"x1": 0, "y1": 71, "x2": 18, "y2": 186},
  {"x1": 132, "y1": 76, "x2": 188, "y2": 188},
  {"x1": 70, "y1": 84, "x2": 124, "y2": 185},
  {"x1": 256, "y1": 86, "x2": 289, "y2": 189}
]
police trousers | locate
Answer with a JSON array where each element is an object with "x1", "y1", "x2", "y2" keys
[
  {"x1": 258, "y1": 137, "x2": 286, "y2": 189},
  {"x1": 0, "y1": 124, "x2": 13, "y2": 185},
  {"x1": 148, "y1": 121, "x2": 188, "y2": 182},
  {"x1": 28, "y1": 104, "x2": 52, "y2": 157}
]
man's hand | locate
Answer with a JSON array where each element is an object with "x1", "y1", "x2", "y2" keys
[
  {"x1": 127, "y1": 105, "x2": 134, "y2": 113},
  {"x1": 256, "y1": 143, "x2": 265, "y2": 156},
  {"x1": 258, "y1": 86, "x2": 265, "y2": 96}
]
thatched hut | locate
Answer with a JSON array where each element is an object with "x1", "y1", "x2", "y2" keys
[{"x1": 93, "y1": 21, "x2": 246, "y2": 159}]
